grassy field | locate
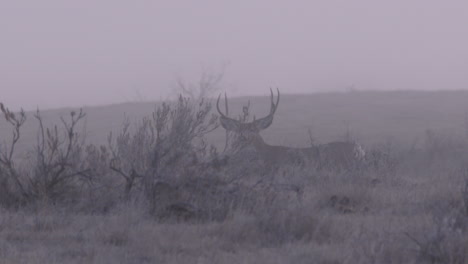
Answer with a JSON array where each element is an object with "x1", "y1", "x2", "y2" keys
[
  {"x1": 3, "y1": 90, "x2": 468, "y2": 152},
  {"x1": 0, "y1": 90, "x2": 467, "y2": 263},
  {"x1": 0, "y1": 159, "x2": 466, "y2": 263}
]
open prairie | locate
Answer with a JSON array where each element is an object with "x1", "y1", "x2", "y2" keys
[
  {"x1": 0, "y1": 90, "x2": 467, "y2": 263},
  {"x1": 3, "y1": 90, "x2": 468, "y2": 152}
]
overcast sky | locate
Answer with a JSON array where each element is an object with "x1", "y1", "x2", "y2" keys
[{"x1": 1, "y1": 0, "x2": 468, "y2": 110}]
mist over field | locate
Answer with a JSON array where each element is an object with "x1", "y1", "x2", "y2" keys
[
  {"x1": 2, "y1": 90, "x2": 468, "y2": 154},
  {"x1": 2, "y1": 1, "x2": 468, "y2": 263}
]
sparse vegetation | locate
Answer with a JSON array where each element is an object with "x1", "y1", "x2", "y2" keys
[{"x1": 0, "y1": 92, "x2": 467, "y2": 263}]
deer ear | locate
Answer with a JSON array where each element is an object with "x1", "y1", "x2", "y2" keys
[
  {"x1": 219, "y1": 116, "x2": 241, "y2": 132},
  {"x1": 253, "y1": 114, "x2": 274, "y2": 131}
]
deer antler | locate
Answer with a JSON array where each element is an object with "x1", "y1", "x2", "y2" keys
[{"x1": 217, "y1": 92, "x2": 235, "y2": 121}]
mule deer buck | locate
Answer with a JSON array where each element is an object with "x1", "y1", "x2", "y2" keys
[{"x1": 216, "y1": 89, "x2": 365, "y2": 172}]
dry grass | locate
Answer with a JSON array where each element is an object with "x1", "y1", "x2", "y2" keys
[{"x1": 0, "y1": 154, "x2": 466, "y2": 264}]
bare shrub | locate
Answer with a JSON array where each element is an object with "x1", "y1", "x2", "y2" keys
[
  {"x1": 74, "y1": 144, "x2": 116, "y2": 213},
  {"x1": 108, "y1": 116, "x2": 154, "y2": 198},
  {"x1": 23, "y1": 109, "x2": 93, "y2": 203},
  {"x1": 80, "y1": 144, "x2": 111, "y2": 185},
  {"x1": 107, "y1": 95, "x2": 233, "y2": 220},
  {"x1": 406, "y1": 198, "x2": 468, "y2": 264},
  {"x1": 0, "y1": 103, "x2": 27, "y2": 206},
  {"x1": 0, "y1": 104, "x2": 109, "y2": 208},
  {"x1": 148, "y1": 96, "x2": 218, "y2": 179},
  {"x1": 173, "y1": 67, "x2": 225, "y2": 101}
]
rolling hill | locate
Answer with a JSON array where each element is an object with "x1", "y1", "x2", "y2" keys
[{"x1": 2, "y1": 90, "x2": 468, "y2": 156}]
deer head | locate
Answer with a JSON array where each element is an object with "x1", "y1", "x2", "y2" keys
[{"x1": 217, "y1": 88, "x2": 280, "y2": 146}]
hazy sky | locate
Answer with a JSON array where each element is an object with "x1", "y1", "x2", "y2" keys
[{"x1": 2, "y1": 0, "x2": 468, "y2": 110}]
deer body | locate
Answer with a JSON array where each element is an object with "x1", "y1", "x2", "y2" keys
[{"x1": 217, "y1": 89, "x2": 364, "y2": 172}]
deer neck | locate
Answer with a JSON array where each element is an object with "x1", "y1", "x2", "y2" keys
[{"x1": 249, "y1": 134, "x2": 269, "y2": 152}]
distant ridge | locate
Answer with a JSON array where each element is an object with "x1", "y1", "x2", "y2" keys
[{"x1": 2, "y1": 90, "x2": 468, "y2": 155}]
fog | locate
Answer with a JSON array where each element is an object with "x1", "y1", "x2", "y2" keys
[{"x1": 2, "y1": 0, "x2": 468, "y2": 110}]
